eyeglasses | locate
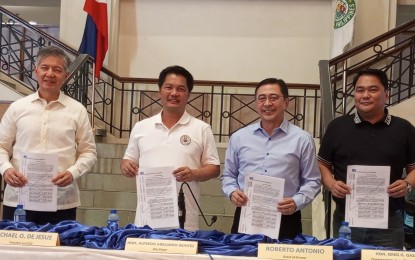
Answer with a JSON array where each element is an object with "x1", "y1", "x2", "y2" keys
[{"x1": 256, "y1": 94, "x2": 284, "y2": 103}]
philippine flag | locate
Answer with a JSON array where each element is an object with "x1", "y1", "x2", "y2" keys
[{"x1": 79, "y1": 0, "x2": 108, "y2": 78}]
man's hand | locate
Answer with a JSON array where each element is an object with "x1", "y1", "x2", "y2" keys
[
  {"x1": 229, "y1": 189, "x2": 248, "y2": 207},
  {"x1": 173, "y1": 167, "x2": 195, "y2": 182},
  {"x1": 121, "y1": 159, "x2": 138, "y2": 178},
  {"x1": 277, "y1": 198, "x2": 297, "y2": 215},
  {"x1": 4, "y1": 168, "x2": 27, "y2": 187},
  {"x1": 52, "y1": 171, "x2": 73, "y2": 187},
  {"x1": 329, "y1": 180, "x2": 351, "y2": 198},
  {"x1": 387, "y1": 180, "x2": 409, "y2": 198}
]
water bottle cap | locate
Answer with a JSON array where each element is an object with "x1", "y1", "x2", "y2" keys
[
  {"x1": 110, "y1": 209, "x2": 117, "y2": 214},
  {"x1": 341, "y1": 221, "x2": 349, "y2": 226},
  {"x1": 17, "y1": 204, "x2": 23, "y2": 209}
]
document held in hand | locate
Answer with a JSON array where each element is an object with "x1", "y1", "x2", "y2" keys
[
  {"x1": 239, "y1": 173, "x2": 284, "y2": 239},
  {"x1": 345, "y1": 165, "x2": 390, "y2": 229},
  {"x1": 20, "y1": 152, "x2": 58, "y2": 212},
  {"x1": 135, "y1": 166, "x2": 179, "y2": 229}
]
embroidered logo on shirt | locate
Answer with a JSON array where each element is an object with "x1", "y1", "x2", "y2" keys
[{"x1": 180, "y1": 135, "x2": 191, "y2": 146}]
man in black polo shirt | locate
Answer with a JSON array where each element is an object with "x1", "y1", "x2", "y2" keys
[{"x1": 318, "y1": 68, "x2": 415, "y2": 249}]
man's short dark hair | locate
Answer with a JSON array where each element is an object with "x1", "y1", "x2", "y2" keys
[
  {"x1": 255, "y1": 78, "x2": 289, "y2": 98},
  {"x1": 158, "y1": 65, "x2": 194, "y2": 92},
  {"x1": 352, "y1": 68, "x2": 389, "y2": 90},
  {"x1": 36, "y1": 46, "x2": 71, "y2": 72}
]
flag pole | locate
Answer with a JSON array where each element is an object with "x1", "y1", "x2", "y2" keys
[
  {"x1": 91, "y1": 63, "x2": 95, "y2": 128},
  {"x1": 341, "y1": 42, "x2": 352, "y2": 115}
]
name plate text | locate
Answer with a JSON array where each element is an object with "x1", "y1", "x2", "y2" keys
[
  {"x1": 258, "y1": 243, "x2": 333, "y2": 260},
  {"x1": 125, "y1": 238, "x2": 198, "y2": 254},
  {"x1": 361, "y1": 249, "x2": 415, "y2": 260},
  {"x1": 0, "y1": 230, "x2": 59, "y2": 247}
]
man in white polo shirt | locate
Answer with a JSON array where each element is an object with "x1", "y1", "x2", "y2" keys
[{"x1": 121, "y1": 65, "x2": 220, "y2": 230}]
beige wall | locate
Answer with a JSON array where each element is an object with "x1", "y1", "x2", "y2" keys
[
  {"x1": 352, "y1": 0, "x2": 397, "y2": 48},
  {"x1": 346, "y1": 0, "x2": 397, "y2": 66},
  {"x1": 389, "y1": 98, "x2": 415, "y2": 125},
  {"x1": 59, "y1": 0, "x2": 404, "y2": 84},
  {"x1": 2, "y1": 6, "x2": 60, "y2": 26},
  {"x1": 60, "y1": 0, "x2": 333, "y2": 84}
]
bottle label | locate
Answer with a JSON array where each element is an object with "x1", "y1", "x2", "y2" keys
[
  {"x1": 14, "y1": 215, "x2": 26, "y2": 222},
  {"x1": 338, "y1": 232, "x2": 351, "y2": 239}
]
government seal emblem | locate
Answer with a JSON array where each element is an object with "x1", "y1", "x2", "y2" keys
[
  {"x1": 180, "y1": 135, "x2": 191, "y2": 146},
  {"x1": 334, "y1": 0, "x2": 356, "y2": 29}
]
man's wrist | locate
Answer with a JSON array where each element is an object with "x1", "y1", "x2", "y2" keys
[
  {"x1": 229, "y1": 191, "x2": 235, "y2": 200},
  {"x1": 328, "y1": 181, "x2": 336, "y2": 192},
  {"x1": 0, "y1": 163, "x2": 14, "y2": 176}
]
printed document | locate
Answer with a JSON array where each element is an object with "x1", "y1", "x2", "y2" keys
[
  {"x1": 239, "y1": 173, "x2": 284, "y2": 239},
  {"x1": 345, "y1": 165, "x2": 390, "y2": 229},
  {"x1": 135, "y1": 166, "x2": 179, "y2": 229},
  {"x1": 20, "y1": 152, "x2": 58, "y2": 211}
]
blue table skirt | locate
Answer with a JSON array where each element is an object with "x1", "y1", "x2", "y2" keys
[{"x1": 1, "y1": 220, "x2": 413, "y2": 260}]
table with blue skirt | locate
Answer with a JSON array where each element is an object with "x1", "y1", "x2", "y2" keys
[{"x1": 0, "y1": 220, "x2": 414, "y2": 260}]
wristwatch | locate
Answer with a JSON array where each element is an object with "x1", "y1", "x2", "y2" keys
[{"x1": 404, "y1": 180, "x2": 413, "y2": 193}]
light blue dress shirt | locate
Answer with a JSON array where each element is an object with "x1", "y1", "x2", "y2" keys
[{"x1": 221, "y1": 120, "x2": 321, "y2": 211}]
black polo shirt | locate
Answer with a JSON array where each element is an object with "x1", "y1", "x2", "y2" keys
[{"x1": 318, "y1": 110, "x2": 415, "y2": 213}]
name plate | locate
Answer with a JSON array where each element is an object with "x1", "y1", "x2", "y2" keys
[
  {"x1": 0, "y1": 230, "x2": 60, "y2": 247},
  {"x1": 258, "y1": 243, "x2": 333, "y2": 260},
  {"x1": 361, "y1": 249, "x2": 415, "y2": 260},
  {"x1": 125, "y1": 238, "x2": 198, "y2": 254}
]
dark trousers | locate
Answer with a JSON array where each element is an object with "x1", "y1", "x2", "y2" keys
[
  {"x1": 3, "y1": 205, "x2": 77, "y2": 225},
  {"x1": 333, "y1": 206, "x2": 404, "y2": 249},
  {"x1": 231, "y1": 206, "x2": 302, "y2": 239}
]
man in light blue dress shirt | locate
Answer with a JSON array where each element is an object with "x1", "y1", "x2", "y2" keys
[{"x1": 221, "y1": 78, "x2": 321, "y2": 239}]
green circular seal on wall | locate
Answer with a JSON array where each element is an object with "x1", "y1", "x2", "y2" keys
[{"x1": 334, "y1": 0, "x2": 356, "y2": 29}]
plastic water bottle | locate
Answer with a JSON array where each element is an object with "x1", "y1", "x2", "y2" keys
[
  {"x1": 338, "y1": 221, "x2": 352, "y2": 240},
  {"x1": 107, "y1": 209, "x2": 120, "y2": 231},
  {"x1": 14, "y1": 204, "x2": 26, "y2": 222}
]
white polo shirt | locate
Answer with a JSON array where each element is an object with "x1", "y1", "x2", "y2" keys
[{"x1": 124, "y1": 111, "x2": 220, "y2": 230}]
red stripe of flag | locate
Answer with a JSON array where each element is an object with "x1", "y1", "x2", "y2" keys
[{"x1": 79, "y1": 0, "x2": 108, "y2": 78}]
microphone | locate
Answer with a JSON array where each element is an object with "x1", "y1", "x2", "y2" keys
[
  {"x1": 178, "y1": 186, "x2": 186, "y2": 229},
  {"x1": 179, "y1": 182, "x2": 217, "y2": 229}
]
